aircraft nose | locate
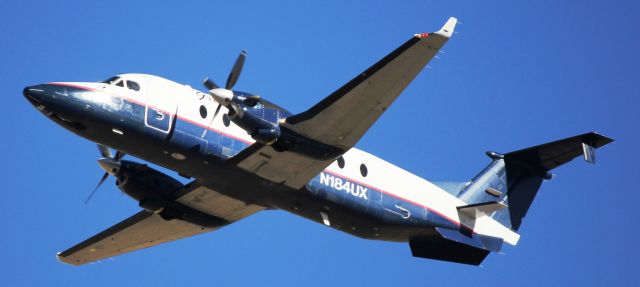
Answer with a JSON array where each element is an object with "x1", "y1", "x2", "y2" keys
[{"x1": 23, "y1": 84, "x2": 48, "y2": 105}]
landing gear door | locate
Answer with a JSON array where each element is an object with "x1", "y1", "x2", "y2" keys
[{"x1": 144, "y1": 77, "x2": 179, "y2": 138}]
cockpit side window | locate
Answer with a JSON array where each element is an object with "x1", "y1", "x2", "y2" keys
[
  {"x1": 126, "y1": 80, "x2": 140, "y2": 91},
  {"x1": 115, "y1": 80, "x2": 124, "y2": 87},
  {"x1": 102, "y1": 76, "x2": 121, "y2": 85}
]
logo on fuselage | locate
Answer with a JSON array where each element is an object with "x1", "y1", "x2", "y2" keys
[{"x1": 320, "y1": 172, "x2": 368, "y2": 200}]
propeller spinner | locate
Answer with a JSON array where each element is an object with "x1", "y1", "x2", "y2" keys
[{"x1": 84, "y1": 144, "x2": 125, "y2": 204}]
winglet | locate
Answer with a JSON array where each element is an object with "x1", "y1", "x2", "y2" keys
[{"x1": 436, "y1": 17, "x2": 458, "y2": 38}]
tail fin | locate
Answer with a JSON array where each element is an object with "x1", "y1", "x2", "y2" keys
[{"x1": 457, "y1": 132, "x2": 613, "y2": 230}]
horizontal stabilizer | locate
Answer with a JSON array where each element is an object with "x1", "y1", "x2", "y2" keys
[
  {"x1": 409, "y1": 227, "x2": 504, "y2": 265},
  {"x1": 505, "y1": 132, "x2": 613, "y2": 171},
  {"x1": 436, "y1": 227, "x2": 504, "y2": 252},
  {"x1": 502, "y1": 132, "x2": 613, "y2": 230},
  {"x1": 457, "y1": 201, "x2": 507, "y2": 218},
  {"x1": 409, "y1": 237, "x2": 489, "y2": 265}
]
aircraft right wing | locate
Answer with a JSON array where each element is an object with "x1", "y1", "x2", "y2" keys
[{"x1": 232, "y1": 18, "x2": 458, "y2": 189}]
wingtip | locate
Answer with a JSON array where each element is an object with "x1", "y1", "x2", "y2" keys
[
  {"x1": 413, "y1": 17, "x2": 458, "y2": 39},
  {"x1": 592, "y1": 132, "x2": 614, "y2": 144},
  {"x1": 56, "y1": 252, "x2": 82, "y2": 266},
  {"x1": 437, "y1": 17, "x2": 458, "y2": 38}
]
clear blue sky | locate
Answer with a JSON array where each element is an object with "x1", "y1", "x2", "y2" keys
[{"x1": 1, "y1": 1, "x2": 637, "y2": 286}]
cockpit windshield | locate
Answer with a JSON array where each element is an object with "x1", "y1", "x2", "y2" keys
[
  {"x1": 101, "y1": 76, "x2": 141, "y2": 92},
  {"x1": 101, "y1": 76, "x2": 121, "y2": 85}
]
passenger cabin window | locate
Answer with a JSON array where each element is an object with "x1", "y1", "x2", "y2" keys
[
  {"x1": 222, "y1": 114, "x2": 231, "y2": 127},
  {"x1": 199, "y1": 105, "x2": 208, "y2": 119},
  {"x1": 126, "y1": 80, "x2": 140, "y2": 91},
  {"x1": 360, "y1": 163, "x2": 368, "y2": 177}
]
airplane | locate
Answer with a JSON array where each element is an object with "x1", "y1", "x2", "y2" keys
[{"x1": 23, "y1": 17, "x2": 612, "y2": 266}]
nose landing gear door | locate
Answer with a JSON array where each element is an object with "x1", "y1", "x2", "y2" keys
[{"x1": 144, "y1": 78, "x2": 178, "y2": 139}]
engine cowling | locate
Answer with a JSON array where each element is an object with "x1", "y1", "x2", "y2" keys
[
  {"x1": 113, "y1": 160, "x2": 228, "y2": 228},
  {"x1": 114, "y1": 160, "x2": 183, "y2": 205},
  {"x1": 227, "y1": 95, "x2": 282, "y2": 144},
  {"x1": 227, "y1": 93, "x2": 344, "y2": 160}
]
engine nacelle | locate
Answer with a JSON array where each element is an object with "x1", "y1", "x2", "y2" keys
[
  {"x1": 109, "y1": 160, "x2": 228, "y2": 228},
  {"x1": 251, "y1": 127, "x2": 281, "y2": 144},
  {"x1": 228, "y1": 104, "x2": 281, "y2": 144},
  {"x1": 228, "y1": 95, "x2": 344, "y2": 160},
  {"x1": 115, "y1": 161, "x2": 183, "y2": 203}
]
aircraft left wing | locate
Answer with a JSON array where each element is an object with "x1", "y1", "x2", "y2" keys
[
  {"x1": 233, "y1": 18, "x2": 457, "y2": 188},
  {"x1": 58, "y1": 181, "x2": 264, "y2": 265},
  {"x1": 57, "y1": 210, "x2": 217, "y2": 265}
]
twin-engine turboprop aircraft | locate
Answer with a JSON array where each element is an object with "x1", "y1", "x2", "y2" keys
[{"x1": 24, "y1": 17, "x2": 612, "y2": 266}]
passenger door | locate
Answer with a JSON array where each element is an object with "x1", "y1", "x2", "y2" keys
[{"x1": 144, "y1": 78, "x2": 178, "y2": 139}]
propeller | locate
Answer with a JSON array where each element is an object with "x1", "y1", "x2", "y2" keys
[
  {"x1": 203, "y1": 50, "x2": 254, "y2": 118},
  {"x1": 84, "y1": 144, "x2": 125, "y2": 204}
]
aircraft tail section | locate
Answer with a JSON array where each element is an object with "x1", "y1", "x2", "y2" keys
[
  {"x1": 457, "y1": 132, "x2": 613, "y2": 230},
  {"x1": 411, "y1": 133, "x2": 612, "y2": 265}
]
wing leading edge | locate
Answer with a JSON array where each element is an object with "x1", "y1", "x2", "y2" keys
[{"x1": 233, "y1": 17, "x2": 458, "y2": 188}]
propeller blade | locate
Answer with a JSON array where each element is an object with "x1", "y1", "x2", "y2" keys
[
  {"x1": 213, "y1": 103, "x2": 222, "y2": 119},
  {"x1": 201, "y1": 103, "x2": 223, "y2": 138},
  {"x1": 203, "y1": 77, "x2": 219, "y2": 90},
  {"x1": 97, "y1": 144, "x2": 112, "y2": 158},
  {"x1": 114, "y1": 150, "x2": 125, "y2": 161},
  {"x1": 85, "y1": 172, "x2": 109, "y2": 204},
  {"x1": 226, "y1": 50, "x2": 247, "y2": 90},
  {"x1": 227, "y1": 102, "x2": 244, "y2": 120}
]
